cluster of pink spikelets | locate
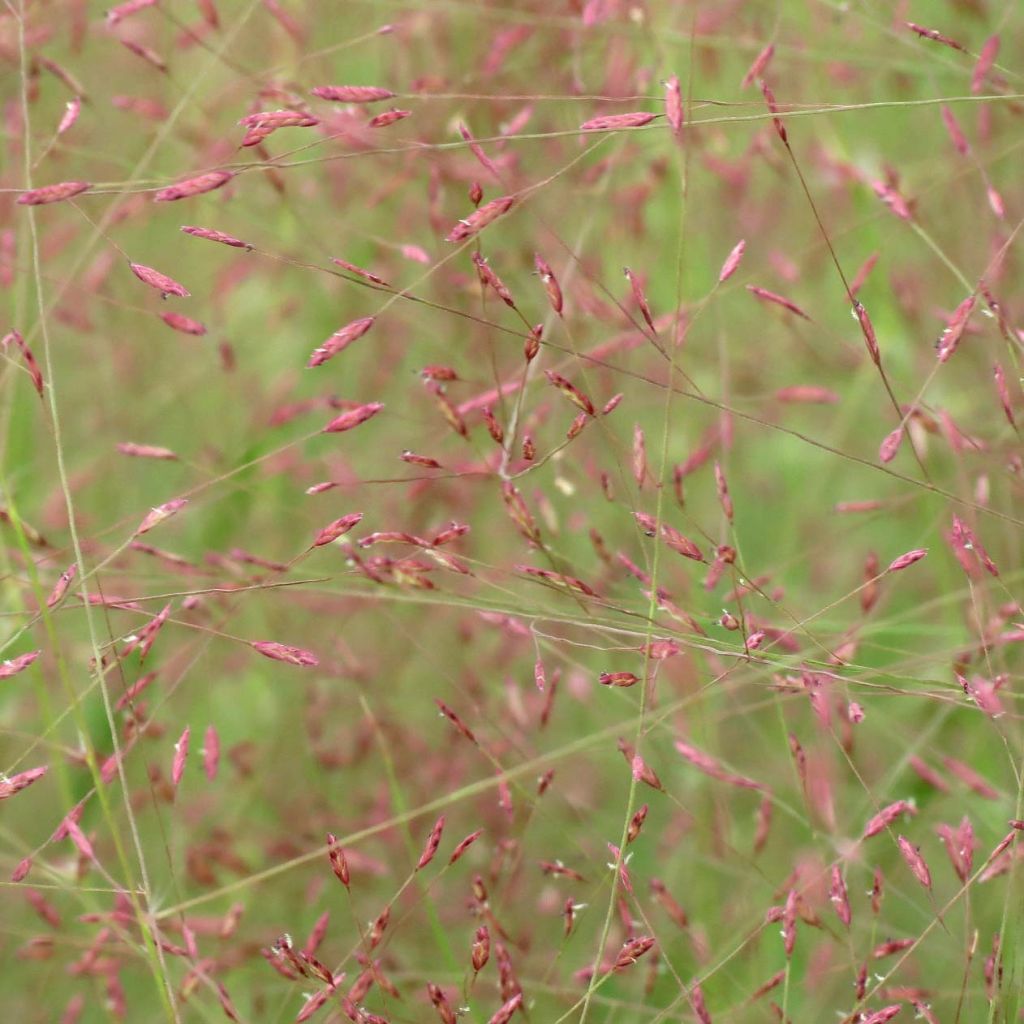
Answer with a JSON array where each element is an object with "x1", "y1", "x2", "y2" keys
[{"x1": 1, "y1": 2, "x2": 1021, "y2": 1023}]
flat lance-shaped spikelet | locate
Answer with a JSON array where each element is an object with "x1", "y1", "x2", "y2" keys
[
  {"x1": 17, "y1": 180, "x2": 91, "y2": 205},
  {"x1": 487, "y1": 993, "x2": 523, "y2": 1024},
  {"x1": 416, "y1": 816, "x2": 445, "y2": 870},
  {"x1": 154, "y1": 170, "x2": 233, "y2": 202},
  {"x1": 129, "y1": 262, "x2": 190, "y2": 298},
  {"x1": 312, "y1": 512, "x2": 364, "y2": 547},
  {"x1": 135, "y1": 498, "x2": 188, "y2": 536},
  {"x1": 3, "y1": 330, "x2": 44, "y2": 396},
  {"x1": 887, "y1": 548, "x2": 927, "y2": 573},
  {"x1": 675, "y1": 739, "x2": 762, "y2": 789},
  {"x1": 580, "y1": 111, "x2": 657, "y2": 131},
  {"x1": 544, "y1": 370, "x2": 594, "y2": 415},
  {"x1": 746, "y1": 284, "x2": 809, "y2": 320},
  {"x1": 0, "y1": 765, "x2": 48, "y2": 802},
  {"x1": 863, "y1": 799, "x2": 916, "y2": 838},
  {"x1": 534, "y1": 254, "x2": 563, "y2": 314},
  {"x1": 829, "y1": 865, "x2": 851, "y2": 926},
  {"x1": 160, "y1": 312, "x2": 206, "y2": 335},
  {"x1": 897, "y1": 835, "x2": 932, "y2": 890},
  {"x1": 718, "y1": 239, "x2": 745, "y2": 283},
  {"x1": 251, "y1": 641, "x2": 319, "y2": 667},
  {"x1": 446, "y1": 195, "x2": 515, "y2": 243},
  {"x1": 321, "y1": 402, "x2": 383, "y2": 433},
  {"x1": 327, "y1": 832, "x2": 350, "y2": 887},
  {"x1": 47, "y1": 565, "x2": 77, "y2": 608},
  {"x1": 599, "y1": 671, "x2": 639, "y2": 688},
  {"x1": 307, "y1": 316, "x2": 375, "y2": 368},
  {"x1": 368, "y1": 108, "x2": 411, "y2": 128},
  {"x1": 181, "y1": 225, "x2": 253, "y2": 249},
  {"x1": 741, "y1": 43, "x2": 775, "y2": 88},
  {"x1": 665, "y1": 75, "x2": 683, "y2": 137},
  {"x1": 171, "y1": 726, "x2": 190, "y2": 789},
  {"x1": 311, "y1": 85, "x2": 396, "y2": 103}
]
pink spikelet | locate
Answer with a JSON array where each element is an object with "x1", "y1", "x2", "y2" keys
[
  {"x1": 203, "y1": 725, "x2": 219, "y2": 781},
  {"x1": 664, "y1": 75, "x2": 683, "y2": 137},
  {"x1": 331, "y1": 258, "x2": 387, "y2": 286},
  {"x1": 905, "y1": 21, "x2": 965, "y2": 51},
  {"x1": 887, "y1": 548, "x2": 927, "y2": 573},
  {"x1": 972, "y1": 35, "x2": 1000, "y2": 94},
  {"x1": 872, "y1": 180, "x2": 912, "y2": 220},
  {"x1": 936, "y1": 296, "x2": 975, "y2": 362},
  {"x1": 759, "y1": 80, "x2": 787, "y2": 142},
  {"x1": 714, "y1": 461, "x2": 734, "y2": 521},
  {"x1": 57, "y1": 97, "x2": 81, "y2": 136},
  {"x1": 17, "y1": 181, "x2": 91, "y2": 206},
  {"x1": 129, "y1": 262, "x2": 190, "y2": 299},
  {"x1": 312, "y1": 512, "x2": 364, "y2": 547},
  {"x1": 580, "y1": 111, "x2": 657, "y2": 131},
  {"x1": 829, "y1": 865, "x2": 851, "y2": 926},
  {"x1": 181, "y1": 225, "x2": 253, "y2": 250},
  {"x1": 675, "y1": 739, "x2": 761, "y2": 789},
  {"x1": 854, "y1": 301, "x2": 881, "y2": 364},
  {"x1": 327, "y1": 833, "x2": 350, "y2": 887},
  {"x1": 449, "y1": 829, "x2": 483, "y2": 865},
  {"x1": 487, "y1": 993, "x2": 522, "y2": 1024},
  {"x1": 897, "y1": 835, "x2": 932, "y2": 890},
  {"x1": 106, "y1": 0, "x2": 157, "y2": 25},
  {"x1": 135, "y1": 498, "x2": 188, "y2": 536},
  {"x1": 3, "y1": 330, "x2": 44, "y2": 396},
  {"x1": 416, "y1": 815, "x2": 445, "y2": 870},
  {"x1": 742, "y1": 43, "x2": 775, "y2": 88},
  {"x1": 117, "y1": 442, "x2": 177, "y2": 459},
  {"x1": 171, "y1": 726, "x2": 190, "y2": 789},
  {"x1": 311, "y1": 85, "x2": 396, "y2": 103},
  {"x1": 623, "y1": 267, "x2": 655, "y2": 330},
  {"x1": 862, "y1": 1007, "x2": 903, "y2": 1024},
  {"x1": 863, "y1": 799, "x2": 916, "y2": 838},
  {"x1": 321, "y1": 402, "x2": 383, "y2": 433},
  {"x1": 0, "y1": 765, "x2": 47, "y2": 801},
  {"x1": 718, "y1": 240, "x2": 745, "y2": 283},
  {"x1": 307, "y1": 317, "x2": 375, "y2": 368},
  {"x1": 251, "y1": 641, "x2": 319, "y2": 667},
  {"x1": 878, "y1": 426, "x2": 902, "y2": 463},
  {"x1": 446, "y1": 195, "x2": 515, "y2": 243},
  {"x1": 154, "y1": 170, "x2": 233, "y2": 202},
  {"x1": 782, "y1": 888, "x2": 798, "y2": 957},
  {"x1": 47, "y1": 565, "x2": 77, "y2": 608},
  {"x1": 368, "y1": 108, "x2": 411, "y2": 128},
  {"x1": 746, "y1": 285, "x2": 809, "y2": 320},
  {"x1": 993, "y1": 362, "x2": 1016, "y2": 428},
  {"x1": 940, "y1": 105, "x2": 969, "y2": 156},
  {"x1": 160, "y1": 312, "x2": 206, "y2": 336}
]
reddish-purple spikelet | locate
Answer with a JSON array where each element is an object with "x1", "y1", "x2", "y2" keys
[
  {"x1": 581, "y1": 111, "x2": 657, "y2": 132},
  {"x1": 307, "y1": 317, "x2": 375, "y2": 368},
  {"x1": 326, "y1": 833, "x2": 350, "y2": 887},
  {"x1": 741, "y1": 43, "x2": 775, "y2": 88},
  {"x1": 321, "y1": 402, "x2": 383, "y2": 433},
  {"x1": 897, "y1": 835, "x2": 932, "y2": 890},
  {"x1": 775, "y1": 385, "x2": 839, "y2": 404},
  {"x1": 850, "y1": 252, "x2": 879, "y2": 297},
  {"x1": 972, "y1": 35, "x2": 1000, "y2": 94},
  {"x1": 665, "y1": 75, "x2": 683, "y2": 137},
  {"x1": 599, "y1": 671, "x2": 639, "y2": 688},
  {"x1": 691, "y1": 983, "x2": 712, "y2": 1024},
  {"x1": 446, "y1": 195, "x2": 515, "y2": 243},
  {"x1": 311, "y1": 85, "x2": 396, "y2": 103},
  {"x1": 171, "y1": 726, "x2": 190, "y2": 789},
  {"x1": 11, "y1": 857, "x2": 32, "y2": 882},
  {"x1": 829, "y1": 865, "x2": 851, "y2": 926},
  {"x1": 782, "y1": 888, "x2": 798, "y2": 957},
  {"x1": 416, "y1": 816, "x2": 445, "y2": 870},
  {"x1": 760, "y1": 80, "x2": 787, "y2": 142},
  {"x1": 545, "y1": 370, "x2": 594, "y2": 415},
  {"x1": 714, "y1": 461, "x2": 734, "y2": 521},
  {"x1": 238, "y1": 109, "x2": 318, "y2": 128},
  {"x1": 2, "y1": 645, "x2": 46, "y2": 688},
  {"x1": 624, "y1": 267, "x2": 655, "y2": 330},
  {"x1": 106, "y1": 0, "x2": 157, "y2": 25},
  {"x1": 114, "y1": 671, "x2": 157, "y2": 710},
  {"x1": 313, "y1": 512, "x2": 364, "y2": 547},
  {"x1": 46, "y1": 565, "x2": 77, "y2": 609},
  {"x1": 487, "y1": 993, "x2": 522, "y2": 1024},
  {"x1": 449, "y1": 828, "x2": 483, "y2": 864},
  {"x1": 435, "y1": 699, "x2": 477, "y2": 743},
  {"x1": 154, "y1": 170, "x2": 233, "y2": 202},
  {"x1": 746, "y1": 285, "x2": 809, "y2": 319},
  {"x1": 942, "y1": 756, "x2": 998, "y2": 799},
  {"x1": 879, "y1": 426, "x2": 902, "y2": 463},
  {"x1": 872, "y1": 180, "x2": 912, "y2": 220},
  {"x1": 203, "y1": 724, "x2": 219, "y2": 781},
  {"x1": 936, "y1": 295, "x2": 975, "y2": 362},
  {"x1": 534, "y1": 254, "x2": 564, "y2": 315},
  {"x1": 612, "y1": 935, "x2": 655, "y2": 971},
  {"x1": 129, "y1": 262, "x2": 190, "y2": 299},
  {"x1": 251, "y1": 641, "x2": 319, "y2": 667},
  {"x1": 993, "y1": 362, "x2": 1016, "y2": 427},
  {"x1": 181, "y1": 225, "x2": 253, "y2": 249},
  {"x1": 159, "y1": 312, "x2": 207, "y2": 336},
  {"x1": 940, "y1": 105, "x2": 969, "y2": 156},
  {"x1": 852, "y1": 301, "x2": 881, "y2": 364},
  {"x1": 17, "y1": 181, "x2": 91, "y2": 206},
  {"x1": 718, "y1": 240, "x2": 745, "y2": 283},
  {"x1": 0, "y1": 765, "x2": 47, "y2": 801},
  {"x1": 911, "y1": 1001, "x2": 941, "y2": 1024},
  {"x1": 331, "y1": 257, "x2": 387, "y2": 286},
  {"x1": 368, "y1": 108, "x2": 411, "y2": 128},
  {"x1": 3, "y1": 331, "x2": 44, "y2": 396},
  {"x1": 135, "y1": 497, "x2": 187, "y2": 536},
  {"x1": 64, "y1": 819, "x2": 95, "y2": 862},
  {"x1": 863, "y1": 1007, "x2": 903, "y2": 1024},
  {"x1": 863, "y1": 799, "x2": 916, "y2": 838},
  {"x1": 905, "y1": 21, "x2": 965, "y2": 51},
  {"x1": 887, "y1": 548, "x2": 927, "y2": 573},
  {"x1": 117, "y1": 442, "x2": 178, "y2": 460}
]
